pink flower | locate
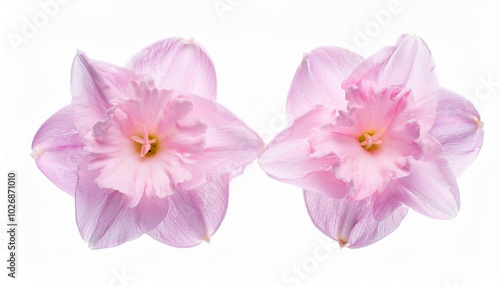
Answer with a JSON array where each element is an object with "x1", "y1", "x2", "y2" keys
[
  {"x1": 259, "y1": 34, "x2": 484, "y2": 248},
  {"x1": 32, "y1": 38, "x2": 263, "y2": 249}
]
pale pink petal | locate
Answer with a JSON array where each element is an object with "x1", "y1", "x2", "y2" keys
[
  {"x1": 71, "y1": 52, "x2": 137, "y2": 136},
  {"x1": 259, "y1": 106, "x2": 346, "y2": 198},
  {"x1": 371, "y1": 187, "x2": 404, "y2": 222},
  {"x1": 375, "y1": 135, "x2": 460, "y2": 220},
  {"x1": 286, "y1": 47, "x2": 364, "y2": 122},
  {"x1": 148, "y1": 174, "x2": 229, "y2": 247},
  {"x1": 429, "y1": 88, "x2": 484, "y2": 176},
  {"x1": 175, "y1": 94, "x2": 264, "y2": 190},
  {"x1": 127, "y1": 38, "x2": 217, "y2": 101},
  {"x1": 31, "y1": 105, "x2": 85, "y2": 196},
  {"x1": 75, "y1": 167, "x2": 169, "y2": 249},
  {"x1": 133, "y1": 82, "x2": 192, "y2": 130},
  {"x1": 304, "y1": 190, "x2": 408, "y2": 248},
  {"x1": 341, "y1": 45, "x2": 396, "y2": 90},
  {"x1": 286, "y1": 170, "x2": 348, "y2": 199},
  {"x1": 92, "y1": 59, "x2": 138, "y2": 97},
  {"x1": 342, "y1": 34, "x2": 438, "y2": 131}
]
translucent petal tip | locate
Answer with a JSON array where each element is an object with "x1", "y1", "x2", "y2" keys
[
  {"x1": 338, "y1": 239, "x2": 347, "y2": 249},
  {"x1": 473, "y1": 116, "x2": 484, "y2": 129},
  {"x1": 30, "y1": 147, "x2": 43, "y2": 159},
  {"x1": 185, "y1": 37, "x2": 196, "y2": 45},
  {"x1": 202, "y1": 234, "x2": 211, "y2": 243}
]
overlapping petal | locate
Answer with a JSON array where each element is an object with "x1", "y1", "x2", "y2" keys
[
  {"x1": 259, "y1": 106, "x2": 346, "y2": 198},
  {"x1": 429, "y1": 88, "x2": 484, "y2": 176},
  {"x1": 305, "y1": 190, "x2": 408, "y2": 248},
  {"x1": 148, "y1": 174, "x2": 230, "y2": 247},
  {"x1": 70, "y1": 52, "x2": 138, "y2": 136},
  {"x1": 342, "y1": 34, "x2": 439, "y2": 132},
  {"x1": 373, "y1": 135, "x2": 459, "y2": 220},
  {"x1": 75, "y1": 167, "x2": 169, "y2": 249},
  {"x1": 286, "y1": 47, "x2": 364, "y2": 122},
  {"x1": 177, "y1": 94, "x2": 264, "y2": 190},
  {"x1": 127, "y1": 38, "x2": 217, "y2": 101},
  {"x1": 31, "y1": 105, "x2": 85, "y2": 196}
]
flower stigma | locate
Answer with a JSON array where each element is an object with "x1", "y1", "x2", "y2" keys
[
  {"x1": 358, "y1": 132, "x2": 383, "y2": 152},
  {"x1": 131, "y1": 127, "x2": 158, "y2": 158}
]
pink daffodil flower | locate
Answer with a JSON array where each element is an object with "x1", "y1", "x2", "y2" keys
[
  {"x1": 259, "y1": 34, "x2": 484, "y2": 248},
  {"x1": 32, "y1": 38, "x2": 264, "y2": 249}
]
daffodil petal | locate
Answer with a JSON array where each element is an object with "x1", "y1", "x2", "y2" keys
[
  {"x1": 148, "y1": 174, "x2": 229, "y2": 247},
  {"x1": 127, "y1": 38, "x2": 217, "y2": 101},
  {"x1": 31, "y1": 105, "x2": 85, "y2": 196}
]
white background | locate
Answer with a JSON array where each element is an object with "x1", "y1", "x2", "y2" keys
[{"x1": 1, "y1": 0, "x2": 500, "y2": 285}]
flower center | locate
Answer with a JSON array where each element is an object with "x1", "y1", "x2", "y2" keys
[
  {"x1": 131, "y1": 127, "x2": 159, "y2": 158},
  {"x1": 358, "y1": 132, "x2": 382, "y2": 152}
]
